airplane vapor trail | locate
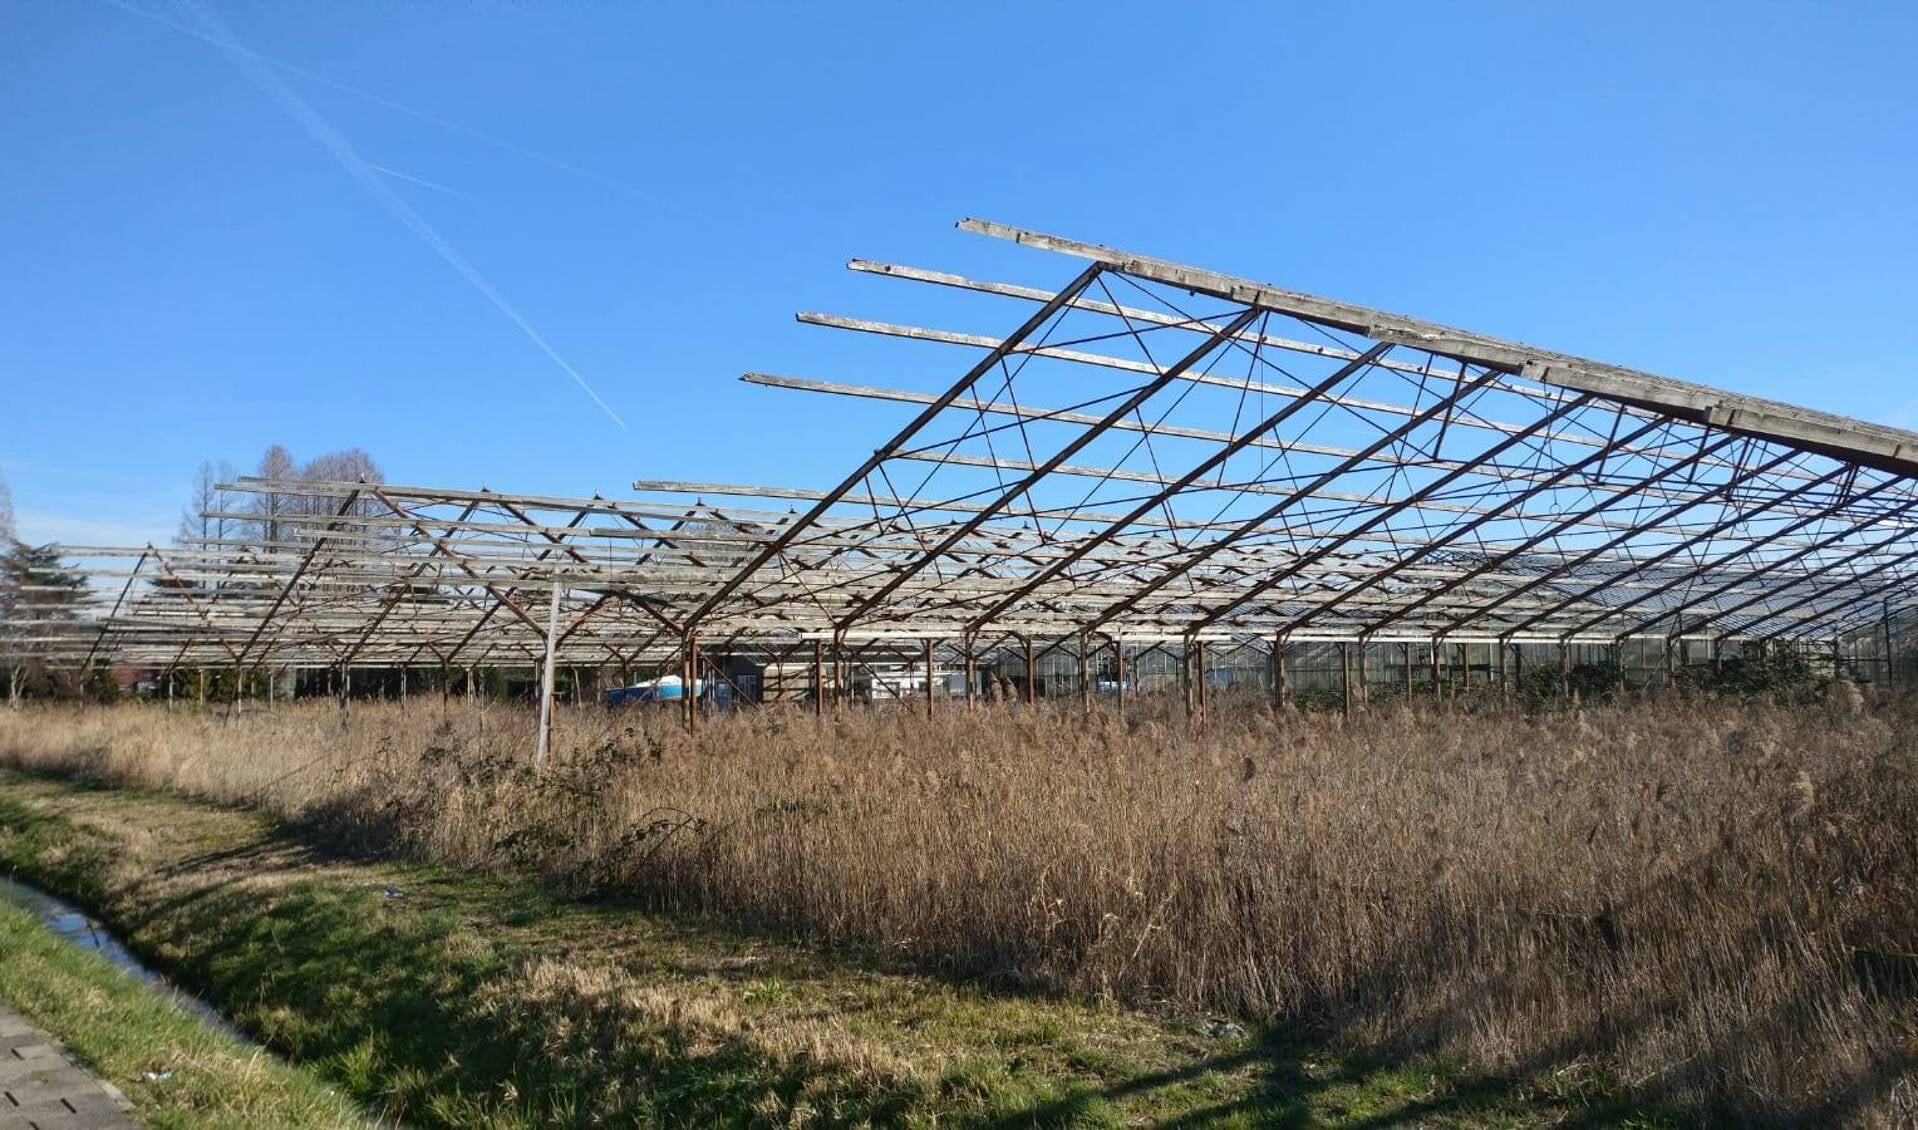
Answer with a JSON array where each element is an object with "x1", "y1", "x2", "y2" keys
[
  {"x1": 118, "y1": 1, "x2": 629, "y2": 429},
  {"x1": 106, "y1": 0, "x2": 677, "y2": 211},
  {"x1": 368, "y1": 163, "x2": 481, "y2": 202}
]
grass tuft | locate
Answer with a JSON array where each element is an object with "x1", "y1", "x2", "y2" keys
[{"x1": 0, "y1": 897, "x2": 371, "y2": 1128}]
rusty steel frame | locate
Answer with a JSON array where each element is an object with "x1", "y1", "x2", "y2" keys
[{"x1": 10, "y1": 220, "x2": 1918, "y2": 690}]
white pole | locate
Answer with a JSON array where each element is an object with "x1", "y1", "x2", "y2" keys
[{"x1": 536, "y1": 581, "x2": 562, "y2": 765}]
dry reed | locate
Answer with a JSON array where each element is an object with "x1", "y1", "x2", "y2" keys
[{"x1": 2, "y1": 693, "x2": 1914, "y2": 1124}]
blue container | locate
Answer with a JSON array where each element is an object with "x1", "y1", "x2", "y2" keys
[{"x1": 604, "y1": 677, "x2": 706, "y2": 706}]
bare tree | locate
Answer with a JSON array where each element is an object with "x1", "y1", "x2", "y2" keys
[
  {"x1": 174, "y1": 447, "x2": 384, "y2": 556},
  {"x1": 297, "y1": 449, "x2": 382, "y2": 503},
  {"x1": 0, "y1": 469, "x2": 14, "y2": 544},
  {"x1": 252, "y1": 444, "x2": 297, "y2": 548},
  {"x1": 176, "y1": 460, "x2": 238, "y2": 549},
  {"x1": 291, "y1": 448, "x2": 384, "y2": 529}
]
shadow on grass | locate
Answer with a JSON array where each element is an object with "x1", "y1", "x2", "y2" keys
[
  {"x1": 982, "y1": 1032, "x2": 1606, "y2": 1129},
  {"x1": 131, "y1": 878, "x2": 937, "y2": 1127},
  {"x1": 983, "y1": 1038, "x2": 1319, "y2": 1129},
  {"x1": 984, "y1": 878, "x2": 1916, "y2": 1130}
]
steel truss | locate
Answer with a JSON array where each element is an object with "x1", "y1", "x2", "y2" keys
[{"x1": 9, "y1": 220, "x2": 1917, "y2": 697}]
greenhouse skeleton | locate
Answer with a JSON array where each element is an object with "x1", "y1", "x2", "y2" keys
[{"x1": 8, "y1": 219, "x2": 1918, "y2": 725}]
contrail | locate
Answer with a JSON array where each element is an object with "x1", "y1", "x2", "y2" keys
[
  {"x1": 369, "y1": 163, "x2": 480, "y2": 203},
  {"x1": 157, "y1": 1, "x2": 627, "y2": 430},
  {"x1": 105, "y1": 0, "x2": 680, "y2": 213}
]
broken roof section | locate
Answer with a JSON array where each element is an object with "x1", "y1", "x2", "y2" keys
[{"x1": 639, "y1": 219, "x2": 1918, "y2": 646}]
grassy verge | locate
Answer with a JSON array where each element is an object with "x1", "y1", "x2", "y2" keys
[
  {"x1": 0, "y1": 899, "x2": 371, "y2": 1128},
  {"x1": 0, "y1": 770, "x2": 1672, "y2": 1127}
]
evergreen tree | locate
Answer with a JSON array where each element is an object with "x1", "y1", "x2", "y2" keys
[{"x1": 1, "y1": 539, "x2": 88, "y2": 701}]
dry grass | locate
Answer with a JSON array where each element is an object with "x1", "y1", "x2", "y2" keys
[{"x1": 3, "y1": 692, "x2": 1915, "y2": 1124}]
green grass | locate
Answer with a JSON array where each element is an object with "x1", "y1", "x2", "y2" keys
[
  {"x1": 0, "y1": 771, "x2": 1682, "y2": 1127},
  {"x1": 0, "y1": 900, "x2": 372, "y2": 1128}
]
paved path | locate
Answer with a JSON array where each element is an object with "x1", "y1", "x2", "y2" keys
[{"x1": 0, "y1": 1008, "x2": 135, "y2": 1129}]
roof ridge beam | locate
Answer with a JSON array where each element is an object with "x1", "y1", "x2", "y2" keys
[{"x1": 958, "y1": 217, "x2": 1918, "y2": 477}]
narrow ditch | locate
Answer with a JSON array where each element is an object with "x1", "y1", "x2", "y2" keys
[{"x1": 0, "y1": 873, "x2": 247, "y2": 1044}]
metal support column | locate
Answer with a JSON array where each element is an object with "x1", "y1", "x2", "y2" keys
[
  {"x1": 688, "y1": 636, "x2": 703, "y2": 735},
  {"x1": 679, "y1": 636, "x2": 694, "y2": 729},
  {"x1": 537, "y1": 581, "x2": 561, "y2": 763},
  {"x1": 1078, "y1": 636, "x2": 1091, "y2": 716},
  {"x1": 925, "y1": 637, "x2": 936, "y2": 719},
  {"x1": 1269, "y1": 634, "x2": 1285, "y2": 711},
  {"x1": 1276, "y1": 636, "x2": 1293, "y2": 711},
  {"x1": 1023, "y1": 636, "x2": 1036, "y2": 705},
  {"x1": 1884, "y1": 599, "x2": 1895, "y2": 689},
  {"x1": 812, "y1": 640, "x2": 824, "y2": 718},
  {"x1": 1189, "y1": 640, "x2": 1204, "y2": 717}
]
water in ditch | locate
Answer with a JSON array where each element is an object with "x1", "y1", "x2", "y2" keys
[{"x1": 0, "y1": 873, "x2": 245, "y2": 1042}]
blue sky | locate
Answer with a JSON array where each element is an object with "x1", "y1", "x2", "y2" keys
[{"x1": 4, "y1": 1, "x2": 1916, "y2": 548}]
